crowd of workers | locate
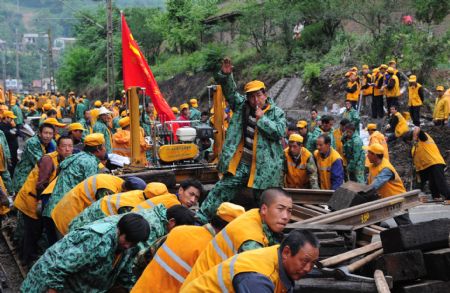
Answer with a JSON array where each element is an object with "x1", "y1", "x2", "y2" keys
[{"x1": 0, "y1": 55, "x2": 448, "y2": 292}]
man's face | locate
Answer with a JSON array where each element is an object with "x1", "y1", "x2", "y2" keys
[
  {"x1": 57, "y1": 138, "x2": 74, "y2": 158},
  {"x1": 350, "y1": 74, "x2": 357, "y2": 82},
  {"x1": 100, "y1": 114, "x2": 109, "y2": 123},
  {"x1": 85, "y1": 111, "x2": 91, "y2": 121},
  {"x1": 363, "y1": 69, "x2": 369, "y2": 75},
  {"x1": 321, "y1": 121, "x2": 332, "y2": 132},
  {"x1": 181, "y1": 108, "x2": 190, "y2": 117},
  {"x1": 72, "y1": 130, "x2": 83, "y2": 141},
  {"x1": 146, "y1": 103, "x2": 154, "y2": 114},
  {"x1": 299, "y1": 127, "x2": 307, "y2": 136},
  {"x1": 94, "y1": 145, "x2": 107, "y2": 160},
  {"x1": 177, "y1": 186, "x2": 201, "y2": 208},
  {"x1": 389, "y1": 107, "x2": 396, "y2": 114},
  {"x1": 247, "y1": 90, "x2": 267, "y2": 109},
  {"x1": 282, "y1": 242, "x2": 319, "y2": 281},
  {"x1": 118, "y1": 233, "x2": 135, "y2": 251},
  {"x1": 39, "y1": 127, "x2": 54, "y2": 145},
  {"x1": 260, "y1": 194, "x2": 292, "y2": 233},
  {"x1": 345, "y1": 101, "x2": 352, "y2": 110},
  {"x1": 288, "y1": 141, "x2": 301, "y2": 157},
  {"x1": 311, "y1": 111, "x2": 317, "y2": 120},
  {"x1": 345, "y1": 129, "x2": 354, "y2": 138},
  {"x1": 437, "y1": 91, "x2": 444, "y2": 98},
  {"x1": 316, "y1": 138, "x2": 329, "y2": 154},
  {"x1": 200, "y1": 114, "x2": 208, "y2": 123},
  {"x1": 367, "y1": 151, "x2": 378, "y2": 164}
]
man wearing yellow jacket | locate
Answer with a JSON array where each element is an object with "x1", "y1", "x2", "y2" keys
[
  {"x1": 386, "y1": 105, "x2": 409, "y2": 142},
  {"x1": 365, "y1": 124, "x2": 389, "y2": 167},
  {"x1": 131, "y1": 202, "x2": 245, "y2": 293},
  {"x1": 410, "y1": 127, "x2": 449, "y2": 200},
  {"x1": 181, "y1": 230, "x2": 319, "y2": 293},
  {"x1": 14, "y1": 136, "x2": 73, "y2": 265},
  {"x1": 433, "y1": 85, "x2": 449, "y2": 126},
  {"x1": 366, "y1": 143, "x2": 412, "y2": 226},
  {"x1": 283, "y1": 134, "x2": 318, "y2": 189},
  {"x1": 112, "y1": 116, "x2": 149, "y2": 164},
  {"x1": 182, "y1": 188, "x2": 292, "y2": 287},
  {"x1": 407, "y1": 75, "x2": 424, "y2": 126}
]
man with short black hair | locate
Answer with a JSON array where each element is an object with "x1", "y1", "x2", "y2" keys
[
  {"x1": 183, "y1": 188, "x2": 293, "y2": 287},
  {"x1": 21, "y1": 213, "x2": 150, "y2": 292},
  {"x1": 181, "y1": 229, "x2": 320, "y2": 292},
  {"x1": 13, "y1": 123, "x2": 56, "y2": 193},
  {"x1": 314, "y1": 134, "x2": 344, "y2": 190},
  {"x1": 342, "y1": 123, "x2": 365, "y2": 183},
  {"x1": 306, "y1": 115, "x2": 336, "y2": 152}
]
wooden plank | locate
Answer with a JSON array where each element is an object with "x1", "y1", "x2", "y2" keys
[
  {"x1": 380, "y1": 218, "x2": 450, "y2": 253},
  {"x1": 374, "y1": 270, "x2": 391, "y2": 293},
  {"x1": 376, "y1": 250, "x2": 426, "y2": 282},
  {"x1": 328, "y1": 181, "x2": 378, "y2": 211},
  {"x1": 400, "y1": 280, "x2": 450, "y2": 293},
  {"x1": 424, "y1": 248, "x2": 450, "y2": 281}
]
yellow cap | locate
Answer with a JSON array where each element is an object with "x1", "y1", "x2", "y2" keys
[
  {"x1": 144, "y1": 182, "x2": 169, "y2": 198},
  {"x1": 409, "y1": 75, "x2": 417, "y2": 83},
  {"x1": 171, "y1": 107, "x2": 179, "y2": 114},
  {"x1": 388, "y1": 60, "x2": 396, "y2": 65},
  {"x1": 189, "y1": 98, "x2": 198, "y2": 107},
  {"x1": 367, "y1": 123, "x2": 377, "y2": 131},
  {"x1": 94, "y1": 100, "x2": 102, "y2": 107},
  {"x1": 362, "y1": 64, "x2": 369, "y2": 70},
  {"x1": 296, "y1": 120, "x2": 308, "y2": 129},
  {"x1": 288, "y1": 133, "x2": 304, "y2": 143},
  {"x1": 0, "y1": 105, "x2": 9, "y2": 111},
  {"x1": 372, "y1": 68, "x2": 379, "y2": 73},
  {"x1": 43, "y1": 118, "x2": 66, "y2": 127},
  {"x1": 119, "y1": 117, "x2": 130, "y2": 128},
  {"x1": 363, "y1": 143, "x2": 384, "y2": 154},
  {"x1": 3, "y1": 110, "x2": 17, "y2": 119},
  {"x1": 120, "y1": 110, "x2": 128, "y2": 117},
  {"x1": 436, "y1": 85, "x2": 444, "y2": 91},
  {"x1": 387, "y1": 67, "x2": 395, "y2": 74},
  {"x1": 68, "y1": 123, "x2": 86, "y2": 132},
  {"x1": 180, "y1": 103, "x2": 189, "y2": 110},
  {"x1": 115, "y1": 100, "x2": 121, "y2": 104},
  {"x1": 351, "y1": 66, "x2": 358, "y2": 72},
  {"x1": 380, "y1": 64, "x2": 388, "y2": 69},
  {"x1": 10, "y1": 96, "x2": 17, "y2": 105},
  {"x1": 84, "y1": 133, "x2": 105, "y2": 146},
  {"x1": 244, "y1": 80, "x2": 266, "y2": 93},
  {"x1": 43, "y1": 103, "x2": 53, "y2": 111},
  {"x1": 216, "y1": 202, "x2": 245, "y2": 222}
]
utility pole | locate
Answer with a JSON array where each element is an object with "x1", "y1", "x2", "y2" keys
[
  {"x1": 2, "y1": 47, "x2": 6, "y2": 89},
  {"x1": 15, "y1": 0, "x2": 20, "y2": 87},
  {"x1": 47, "y1": 28, "x2": 55, "y2": 93},
  {"x1": 106, "y1": 0, "x2": 115, "y2": 102}
]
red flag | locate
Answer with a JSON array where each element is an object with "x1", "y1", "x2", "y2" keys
[{"x1": 121, "y1": 13, "x2": 178, "y2": 135}]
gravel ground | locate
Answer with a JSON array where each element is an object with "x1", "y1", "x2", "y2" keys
[{"x1": 0, "y1": 234, "x2": 23, "y2": 292}]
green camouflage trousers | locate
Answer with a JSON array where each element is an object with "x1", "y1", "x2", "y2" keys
[
  {"x1": 1, "y1": 170, "x2": 13, "y2": 195},
  {"x1": 197, "y1": 162, "x2": 255, "y2": 224}
]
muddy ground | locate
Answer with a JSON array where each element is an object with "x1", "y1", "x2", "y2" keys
[{"x1": 0, "y1": 234, "x2": 23, "y2": 292}]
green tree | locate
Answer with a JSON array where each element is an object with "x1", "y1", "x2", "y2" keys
[
  {"x1": 414, "y1": 0, "x2": 450, "y2": 25},
  {"x1": 56, "y1": 46, "x2": 96, "y2": 92}
]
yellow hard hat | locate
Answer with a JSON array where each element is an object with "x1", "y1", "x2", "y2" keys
[
  {"x1": 351, "y1": 66, "x2": 358, "y2": 72},
  {"x1": 387, "y1": 67, "x2": 395, "y2": 74},
  {"x1": 362, "y1": 64, "x2": 369, "y2": 70},
  {"x1": 436, "y1": 85, "x2": 445, "y2": 91},
  {"x1": 3, "y1": 110, "x2": 17, "y2": 119},
  {"x1": 171, "y1": 106, "x2": 179, "y2": 114},
  {"x1": 296, "y1": 120, "x2": 307, "y2": 129},
  {"x1": 288, "y1": 133, "x2": 304, "y2": 143},
  {"x1": 180, "y1": 103, "x2": 189, "y2": 110},
  {"x1": 409, "y1": 75, "x2": 417, "y2": 83},
  {"x1": 43, "y1": 118, "x2": 66, "y2": 128},
  {"x1": 119, "y1": 117, "x2": 130, "y2": 128},
  {"x1": 216, "y1": 202, "x2": 245, "y2": 222},
  {"x1": 189, "y1": 98, "x2": 198, "y2": 107},
  {"x1": 43, "y1": 103, "x2": 53, "y2": 111},
  {"x1": 84, "y1": 133, "x2": 105, "y2": 146},
  {"x1": 363, "y1": 143, "x2": 384, "y2": 154},
  {"x1": 380, "y1": 64, "x2": 388, "y2": 69},
  {"x1": 244, "y1": 80, "x2": 266, "y2": 93},
  {"x1": 366, "y1": 123, "x2": 377, "y2": 131},
  {"x1": 144, "y1": 182, "x2": 169, "y2": 198},
  {"x1": 94, "y1": 100, "x2": 102, "y2": 107},
  {"x1": 67, "y1": 123, "x2": 86, "y2": 132},
  {"x1": 388, "y1": 60, "x2": 396, "y2": 65}
]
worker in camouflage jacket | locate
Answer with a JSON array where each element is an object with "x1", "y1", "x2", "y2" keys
[
  {"x1": 342, "y1": 100, "x2": 360, "y2": 133},
  {"x1": 20, "y1": 213, "x2": 150, "y2": 293},
  {"x1": 197, "y1": 58, "x2": 286, "y2": 223},
  {"x1": 342, "y1": 122, "x2": 365, "y2": 183}
]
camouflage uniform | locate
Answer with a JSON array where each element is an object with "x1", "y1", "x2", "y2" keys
[
  {"x1": 20, "y1": 221, "x2": 137, "y2": 293},
  {"x1": 75, "y1": 102, "x2": 86, "y2": 122},
  {"x1": 11, "y1": 104, "x2": 24, "y2": 126},
  {"x1": 342, "y1": 133, "x2": 365, "y2": 183},
  {"x1": 239, "y1": 223, "x2": 282, "y2": 251},
  {"x1": 0, "y1": 130, "x2": 13, "y2": 192},
  {"x1": 13, "y1": 135, "x2": 55, "y2": 193},
  {"x1": 342, "y1": 108, "x2": 360, "y2": 133},
  {"x1": 197, "y1": 71, "x2": 286, "y2": 223},
  {"x1": 93, "y1": 120, "x2": 113, "y2": 153},
  {"x1": 78, "y1": 118, "x2": 92, "y2": 139},
  {"x1": 190, "y1": 107, "x2": 201, "y2": 126},
  {"x1": 141, "y1": 113, "x2": 154, "y2": 161},
  {"x1": 43, "y1": 151, "x2": 100, "y2": 217},
  {"x1": 305, "y1": 127, "x2": 336, "y2": 153},
  {"x1": 69, "y1": 196, "x2": 122, "y2": 231}
]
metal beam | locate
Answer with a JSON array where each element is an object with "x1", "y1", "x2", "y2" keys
[
  {"x1": 284, "y1": 188, "x2": 334, "y2": 205},
  {"x1": 287, "y1": 190, "x2": 421, "y2": 230}
]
